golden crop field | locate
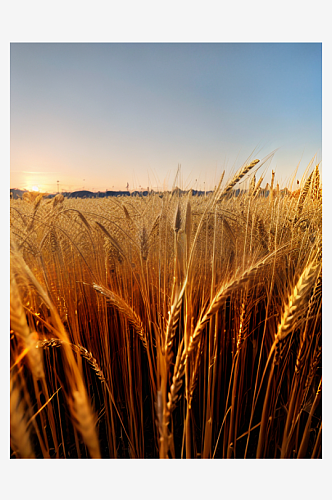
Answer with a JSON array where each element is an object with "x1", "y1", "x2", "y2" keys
[{"x1": 10, "y1": 160, "x2": 322, "y2": 459}]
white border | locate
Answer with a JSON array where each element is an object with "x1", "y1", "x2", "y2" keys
[{"x1": 2, "y1": 2, "x2": 330, "y2": 499}]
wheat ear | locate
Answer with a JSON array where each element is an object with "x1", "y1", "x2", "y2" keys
[
  {"x1": 10, "y1": 273, "x2": 44, "y2": 379},
  {"x1": 93, "y1": 283, "x2": 148, "y2": 350},
  {"x1": 10, "y1": 378, "x2": 35, "y2": 458},
  {"x1": 312, "y1": 164, "x2": 321, "y2": 201},
  {"x1": 249, "y1": 174, "x2": 256, "y2": 196},
  {"x1": 38, "y1": 338, "x2": 106, "y2": 381},
  {"x1": 26, "y1": 193, "x2": 43, "y2": 231},
  {"x1": 69, "y1": 387, "x2": 101, "y2": 459},
  {"x1": 165, "y1": 276, "x2": 187, "y2": 358},
  {"x1": 275, "y1": 261, "x2": 320, "y2": 344},
  {"x1": 220, "y1": 159, "x2": 260, "y2": 197},
  {"x1": 53, "y1": 193, "x2": 65, "y2": 207},
  {"x1": 297, "y1": 170, "x2": 314, "y2": 216}
]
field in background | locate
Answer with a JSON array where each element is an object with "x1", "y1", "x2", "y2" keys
[{"x1": 10, "y1": 159, "x2": 322, "y2": 458}]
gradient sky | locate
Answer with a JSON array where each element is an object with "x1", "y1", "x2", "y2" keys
[{"x1": 10, "y1": 42, "x2": 322, "y2": 193}]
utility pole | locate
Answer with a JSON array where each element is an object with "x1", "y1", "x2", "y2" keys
[{"x1": 57, "y1": 180, "x2": 59, "y2": 194}]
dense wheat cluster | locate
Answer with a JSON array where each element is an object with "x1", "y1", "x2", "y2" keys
[{"x1": 10, "y1": 159, "x2": 322, "y2": 458}]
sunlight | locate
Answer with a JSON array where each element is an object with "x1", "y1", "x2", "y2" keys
[{"x1": 31, "y1": 185, "x2": 40, "y2": 192}]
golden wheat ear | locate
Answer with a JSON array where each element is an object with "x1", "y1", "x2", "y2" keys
[
  {"x1": 275, "y1": 260, "x2": 320, "y2": 345},
  {"x1": 312, "y1": 164, "x2": 321, "y2": 200},
  {"x1": 249, "y1": 174, "x2": 256, "y2": 196},
  {"x1": 10, "y1": 272, "x2": 44, "y2": 379},
  {"x1": 10, "y1": 378, "x2": 35, "y2": 458},
  {"x1": 93, "y1": 283, "x2": 148, "y2": 350},
  {"x1": 220, "y1": 159, "x2": 260, "y2": 198},
  {"x1": 296, "y1": 170, "x2": 314, "y2": 216},
  {"x1": 69, "y1": 387, "x2": 101, "y2": 459}
]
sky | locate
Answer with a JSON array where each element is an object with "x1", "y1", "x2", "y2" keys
[{"x1": 10, "y1": 42, "x2": 322, "y2": 193}]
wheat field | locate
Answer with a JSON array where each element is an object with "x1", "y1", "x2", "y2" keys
[{"x1": 10, "y1": 159, "x2": 322, "y2": 459}]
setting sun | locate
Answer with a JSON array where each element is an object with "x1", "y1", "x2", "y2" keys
[{"x1": 31, "y1": 185, "x2": 39, "y2": 192}]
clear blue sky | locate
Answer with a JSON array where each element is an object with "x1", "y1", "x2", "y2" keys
[{"x1": 10, "y1": 42, "x2": 321, "y2": 192}]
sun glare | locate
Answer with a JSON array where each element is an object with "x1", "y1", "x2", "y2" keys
[{"x1": 31, "y1": 185, "x2": 40, "y2": 192}]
